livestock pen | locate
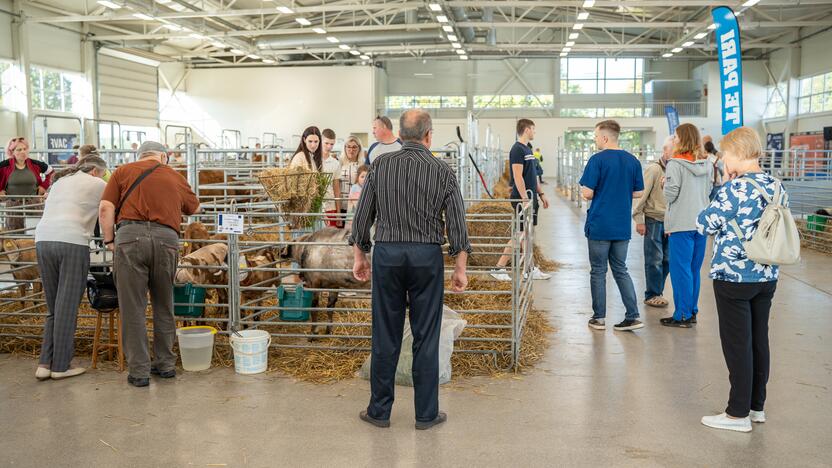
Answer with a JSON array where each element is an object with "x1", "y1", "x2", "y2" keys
[{"x1": 0, "y1": 139, "x2": 547, "y2": 380}]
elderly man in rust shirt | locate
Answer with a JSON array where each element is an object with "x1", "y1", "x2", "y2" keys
[{"x1": 99, "y1": 141, "x2": 200, "y2": 387}]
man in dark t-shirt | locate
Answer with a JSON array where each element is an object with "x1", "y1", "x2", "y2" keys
[{"x1": 491, "y1": 118, "x2": 550, "y2": 281}]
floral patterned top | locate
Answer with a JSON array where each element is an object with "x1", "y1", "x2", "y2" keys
[{"x1": 695, "y1": 172, "x2": 783, "y2": 283}]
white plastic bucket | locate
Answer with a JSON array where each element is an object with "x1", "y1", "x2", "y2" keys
[
  {"x1": 176, "y1": 326, "x2": 217, "y2": 371},
  {"x1": 230, "y1": 330, "x2": 271, "y2": 375}
]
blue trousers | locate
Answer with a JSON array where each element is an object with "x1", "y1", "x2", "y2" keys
[
  {"x1": 644, "y1": 217, "x2": 670, "y2": 300},
  {"x1": 588, "y1": 239, "x2": 639, "y2": 321},
  {"x1": 668, "y1": 231, "x2": 707, "y2": 321},
  {"x1": 367, "y1": 243, "x2": 444, "y2": 423}
]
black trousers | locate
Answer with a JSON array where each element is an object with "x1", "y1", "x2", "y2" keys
[
  {"x1": 713, "y1": 280, "x2": 777, "y2": 418},
  {"x1": 367, "y1": 242, "x2": 444, "y2": 422}
]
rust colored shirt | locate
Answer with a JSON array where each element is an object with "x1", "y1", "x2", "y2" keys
[{"x1": 102, "y1": 159, "x2": 199, "y2": 233}]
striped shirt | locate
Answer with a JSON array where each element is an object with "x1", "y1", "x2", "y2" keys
[{"x1": 349, "y1": 141, "x2": 472, "y2": 257}]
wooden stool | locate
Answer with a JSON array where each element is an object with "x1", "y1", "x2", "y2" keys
[{"x1": 91, "y1": 308, "x2": 124, "y2": 372}]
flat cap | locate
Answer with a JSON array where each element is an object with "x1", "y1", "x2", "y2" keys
[{"x1": 136, "y1": 141, "x2": 167, "y2": 156}]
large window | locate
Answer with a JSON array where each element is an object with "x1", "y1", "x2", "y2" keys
[
  {"x1": 565, "y1": 130, "x2": 643, "y2": 151},
  {"x1": 30, "y1": 66, "x2": 75, "y2": 112},
  {"x1": 560, "y1": 58, "x2": 643, "y2": 94},
  {"x1": 797, "y1": 71, "x2": 832, "y2": 115},
  {"x1": 560, "y1": 106, "x2": 644, "y2": 118},
  {"x1": 473, "y1": 94, "x2": 554, "y2": 109},
  {"x1": 385, "y1": 95, "x2": 467, "y2": 109},
  {"x1": 0, "y1": 61, "x2": 10, "y2": 108},
  {"x1": 764, "y1": 83, "x2": 787, "y2": 119}
]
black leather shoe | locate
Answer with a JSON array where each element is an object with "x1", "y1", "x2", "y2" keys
[
  {"x1": 151, "y1": 367, "x2": 176, "y2": 379},
  {"x1": 127, "y1": 375, "x2": 150, "y2": 387},
  {"x1": 415, "y1": 411, "x2": 447, "y2": 430},
  {"x1": 359, "y1": 411, "x2": 390, "y2": 428},
  {"x1": 660, "y1": 317, "x2": 693, "y2": 328}
]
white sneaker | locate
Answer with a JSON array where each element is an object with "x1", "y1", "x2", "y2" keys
[
  {"x1": 701, "y1": 413, "x2": 752, "y2": 433},
  {"x1": 531, "y1": 267, "x2": 552, "y2": 280},
  {"x1": 750, "y1": 410, "x2": 766, "y2": 423},
  {"x1": 490, "y1": 269, "x2": 511, "y2": 281},
  {"x1": 35, "y1": 367, "x2": 51, "y2": 381},
  {"x1": 51, "y1": 368, "x2": 86, "y2": 380}
]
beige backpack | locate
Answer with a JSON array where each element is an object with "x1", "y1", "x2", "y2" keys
[{"x1": 730, "y1": 177, "x2": 801, "y2": 266}]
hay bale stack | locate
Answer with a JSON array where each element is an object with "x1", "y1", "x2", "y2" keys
[{"x1": 464, "y1": 201, "x2": 513, "y2": 267}]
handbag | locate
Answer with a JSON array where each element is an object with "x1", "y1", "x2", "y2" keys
[
  {"x1": 87, "y1": 163, "x2": 163, "y2": 312},
  {"x1": 87, "y1": 270, "x2": 118, "y2": 312}
]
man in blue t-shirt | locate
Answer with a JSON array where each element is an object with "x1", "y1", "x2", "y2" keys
[
  {"x1": 491, "y1": 118, "x2": 550, "y2": 281},
  {"x1": 579, "y1": 120, "x2": 645, "y2": 332}
]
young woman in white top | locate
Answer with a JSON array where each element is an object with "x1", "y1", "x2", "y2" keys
[
  {"x1": 289, "y1": 126, "x2": 323, "y2": 171},
  {"x1": 33, "y1": 156, "x2": 108, "y2": 381}
]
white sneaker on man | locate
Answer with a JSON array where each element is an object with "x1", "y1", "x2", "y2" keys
[
  {"x1": 749, "y1": 410, "x2": 766, "y2": 423},
  {"x1": 35, "y1": 367, "x2": 51, "y2": 381},
  {"x1": 701, "y1": 413, "x2": 752, "y2": 433},
  {"x1": 51, "y1": 367, "x2": 86, "y2": 380},
  {"x1": 531, "y1": 267, "x2": 552, "y2": 280},
  {"x1": 490, "y1": 269, "x2": 511, "y2": 281}
]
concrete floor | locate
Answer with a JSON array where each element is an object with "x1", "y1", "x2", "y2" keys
[{"x1": 2, "y1": 189, "x2": 831, "y2": 468}]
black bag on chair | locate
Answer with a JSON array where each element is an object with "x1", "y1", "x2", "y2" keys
[{"x1": 87, "y1": 271, "x2": 118, "y2": 312}]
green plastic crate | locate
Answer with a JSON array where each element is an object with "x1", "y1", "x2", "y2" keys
[
  {"x1": 807, "y1": 214, "x2": 827, "y2": 233},
  {"x1": 174, "y1": 283, "x2": 207, "y2": 318},
  {"x1": 277, "y1": 285, "x2": 313, "y2": 322}
]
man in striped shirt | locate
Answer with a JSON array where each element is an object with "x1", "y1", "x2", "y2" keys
[{"x1": 350, "y1": 108, "x2": 471, "y2": 431}]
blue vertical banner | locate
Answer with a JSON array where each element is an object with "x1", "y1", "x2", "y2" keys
[
  {"x1": 712, "y1": 6, "x2": 744, "y2": 135},
  {"x1": 664, "y1": 105, "x2": 680, "y2": 135}
]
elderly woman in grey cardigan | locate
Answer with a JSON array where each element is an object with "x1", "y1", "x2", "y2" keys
[{"x1": 34, "y1": 156, "x2": 108, "y2": 381}]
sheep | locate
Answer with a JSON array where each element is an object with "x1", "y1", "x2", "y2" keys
[
  {"x1": 0, "y1": 238, "x2": 42, "y2": 309},
  {"x1": 279, "y1": 227, "x2": 370, "y2": 337}
]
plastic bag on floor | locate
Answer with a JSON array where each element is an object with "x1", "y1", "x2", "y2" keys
[{"x1": 359, "y1": 306, "x2": 467, "y2": 386}]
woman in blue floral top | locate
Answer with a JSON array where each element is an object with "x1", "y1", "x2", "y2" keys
[{"x1": 695, "y1": 127, "x2": 784, "y2": 434}]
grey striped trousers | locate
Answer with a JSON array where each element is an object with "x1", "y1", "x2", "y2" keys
[{"x1": 36, "y1": 241, "x2": 90, "y2": 372}]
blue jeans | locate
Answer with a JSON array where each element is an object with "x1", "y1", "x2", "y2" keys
[
  {"x1": 668, "y1": 231, "x2": 707, "y2": 321},
  {"x1": 644, "y1": 217, "x2": 670, "y2": 300},
  {"x1": 588, "y1": 239, "x2": 639, "y2": 321}
]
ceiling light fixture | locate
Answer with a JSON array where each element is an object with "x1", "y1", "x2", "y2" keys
[
  {"x1": 672, "y1": 47, "x2": 683, "y2": 53},
  {"x1": 276, "y1": 6, "x2": 293, "y2": 14},
  {"x1": 743, "y1": 0, "x2": 761, "y2": 6},
  {"x1": 682, "y1": 41, "x2": 694, "y2": 47},
  {"x1": 188, "y1": 33, "x2": 207, "y2": 40},
  {"x1": 326, "y1": 36, "x2": 339, "y2": 43},
  {"x1": 577, "y1": 11, "x2": 589, "y2": 20},
  {"x1": 708, "y1": 23, "x2": 718, "y2": 30},
  {"x1": 448, "y1": 34, "x2": 458, "y2": 41},
  {"x1": 560, "y1": 52, "x2": 568, "y2": 57},
  {"x1": 452, "y1": 42, "x2": 461, "y2": 48},
  {"x1": 562, "y1": 47, "x2": 571, "y2": 53},
  {"x1": 429, "y1": 3, "x2": 442, "y2": 11},
  {"x1": 569, "y1": 32, "x2": 579, "y2": 40},
  {"x1": 313, "y1": 27, "x2": 327, "y2": 34},
  {"x1": 460, "y1": 55, "x2": 469, "y2": 60},
  {"x1": 443, "y1": 25, "x2": 454, "y2": 33},
  {"x1": 295, "y1": 17, "x2": 311, "y2": 26},
  {"x1": 339, "y1": 44, "x2": 351, "y2": 50},
  {"x1": 456, "y1": 49, "x2": 466, "y2": 55},
  {"x1": 263, "y1": 58, "x2": 275, "y2": 64},
  {"x1": 210, "y1": 41, "x2": 225, "y2": 48},
  {"x1": 360, "y1": 55, "x2": 370, "y2": 60},
  {"x1": 349, "y1": 50, "x2": 360, "y2": 56},
  {"x1": 97, "y1": 0, "x2": 122, "y2": 9},
  {"x1": 565, "y1": 41, "x2": 575, "y2": 47},
  {"x1": 230, "y1": 49, "x2": 245, "y2": 54},
  {"x1": 573, "y1": 23, "x2": 584, "y2": 30},
  {"x1": 663, "y1": 53, "x2": 673, "y2": 58},
  {"x1": 694, "y1": 32, "x2": 708, "y2": 39},
  {"x1": 582, "y1": 0, "x2": 595, "y2": 7},
  {"x1": 437, "y1": 15, "x2": 449, "y2": 23},
  {"x1": 133, "y1": 13, "x2": 154, "y2": 20},
  {"x1": 247, "y1": 54, "x2": 261, "y2": 59}
]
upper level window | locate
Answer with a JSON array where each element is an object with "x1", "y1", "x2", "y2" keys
[
  {"x1": 764, "y1": 83, "x2": 787, "y2": 119},
  {"x1": 797, "y1": 71, "x2": 832, "y2": 115},
  {"x1": 560, "y1": 58, "x2": 644, "y2": 94}
]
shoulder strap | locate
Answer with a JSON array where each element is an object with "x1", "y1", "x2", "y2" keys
[{"x1": 115, "y1": 163, "x2": 162, "y2": 218}]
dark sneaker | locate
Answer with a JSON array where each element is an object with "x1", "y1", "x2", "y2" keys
[
  {"x1": 151, "y1": 367, "x2": 176, "y2": 379},
  {"x1": 690, "y1": 315, "x2": 697, "y2": 324},
  {"x1": 359, "y1": 411, "x2": 390, "y2": 428},
  {"x1": 415, "y1": 411, "x2": 447, "y2": 430},
  {"x1": 588, "y1": 318, "x2": 605, "y2": 330},
  {"x1": 660, "y1": 317, "x2": 693, "y2": 328},
  {"x1": 127, "y1": 375, "x2": 150, "y2": 387},
  {"x1": 614, "y1": 319, "x2": 644, "y2": 331}
]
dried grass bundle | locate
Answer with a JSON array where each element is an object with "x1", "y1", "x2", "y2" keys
[{"x1": 258, "y1": 167, "x2": 333, "y2": 228}]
